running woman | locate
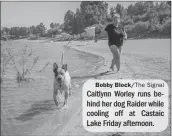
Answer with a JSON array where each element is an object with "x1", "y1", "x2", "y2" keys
[{"x1": 98, "y1": 13, "x2": 127, "y2": 72}]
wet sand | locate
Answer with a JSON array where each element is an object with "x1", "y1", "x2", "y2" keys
[{"x1": 50, "y1": 39, "x2": 171, "y2": 136}]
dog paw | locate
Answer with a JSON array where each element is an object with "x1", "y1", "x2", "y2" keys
[
  {"x1": 55, "y1": 103, "x2": 59, "y2": 107},
  {"x1": 54, "y1": 101, "x2": 59, "y2": 106}
]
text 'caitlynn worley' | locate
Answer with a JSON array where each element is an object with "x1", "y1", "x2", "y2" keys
[{"x1": 87, "y1": 90, "x2": 135, "y2": 98}]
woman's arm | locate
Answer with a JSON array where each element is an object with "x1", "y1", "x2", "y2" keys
[
  {"x1": 123, "y1": 30, "x2": 127, "y2": 45},
  {"x1": 124, "y1": 30, "x2": 127, "y2": 40}
]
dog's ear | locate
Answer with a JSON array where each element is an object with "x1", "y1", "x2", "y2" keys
[
  {"x1": 53, "y1": 63, "x2": 58, "y2": 74},
  {"x1": 62, "y1": 63, "x2": 67, "y2": 72}
]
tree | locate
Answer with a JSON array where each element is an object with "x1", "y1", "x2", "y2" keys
[
  {"x1": 123, "y1": 17, "x2": 134, "y2": 25},
  {"x1": 50, "y1": 22, "x2": 60, "y2": 29},
  {"x1": 135, "y1": 21, "x2": 149, "y2": 33},
  {"x1": 35, "y1": 23, "x2": 46, "y2": 36},
  {"x1": 1, "y1": 27, "x2": 10, "y2": 35},
  {"x1": 50, "y1": 22, "x2": 54, "y2": 29},
  {"x1": 10, "y1": 27, "x2": 20, "y2": 37},
  {"x1": 143, "y1": 1, "x2": 154, "y2": 10},
  {"x1": 80, "y1": 1, "x2": 108, "y2": 27},
  {"x1": 159, "y1": 17, "x2": 171, "y2": 36},
  {"x1": 156, "y1": 2, "x2": 171, "y2": 24},
  {"x1": 19, "y1": 27, "x2": 28, "y2": 36},
  {"x1": 167, "y1": 1, "x2": 171, "y2": 6},
  {"x1": 124, "y1": 24, "x2": 135, "y2": 38},
  {"x1": 73, "y1": 8, "x2": 85, "y2": 35},
  {"x1": 127, "y1": 2, "x2": 145, "y2": 16},
  {"x1": 116, "y1": 4, "x2": 125, "y2": 20},
  {"x1": 64, "y1": 10, "x2": 75, "y2": 34},
  {"x1": 134, "y1": 2, "x2": 145, "y2": 15},
  {"x1": 28, "y1": 25, "x2": 36, "y2": 34},
  {"x1": 109, "y1": 7, "x2": 116, "y2": 19},
  {"x1": 59, "y1": 23, "x2": 65, "y2": 31}
]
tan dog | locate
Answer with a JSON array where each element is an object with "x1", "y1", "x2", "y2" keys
[
  {"x1": 53, "y1": 63, "x2": 71, "y2": 106},
  {"x1": 53, "y1": 52, "x2": 71, "y2": 106}
]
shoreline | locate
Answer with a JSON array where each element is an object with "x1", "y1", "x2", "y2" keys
[
  {"x1": 54, "y1": 41, "x2": 126, "y2": 136},
  {"x1": 1, "y1": 39, "x2": 106, "y2": 136},
  {"x1": 2, "y1": 39, "x2": 170, "y2": 136},
  {"x1": 64, "y1": 43, "x2": 107, "y2": 73},
  {"x1": 1, "y1": 36, "x2": 171, "y2": 42},
  {"x1": 50, "y1": 39, "x2": 171, "y2": 136},
  {"x1": 29, "y1": 40, "x2": 106, "y2": 136},
  {"x1": 52, "y1": 41, "x2": 117, "y2": 136}
]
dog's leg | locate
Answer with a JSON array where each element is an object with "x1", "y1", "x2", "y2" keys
[
  {"x1": 64, "y1": 90, "x2": 68, "y2": 105},
  {"x1": 53, "y1": 90, "x2": 58, "y2": 106},
  {"x1": 69, "y1": 84, "x2": 71, "y2": 97}
]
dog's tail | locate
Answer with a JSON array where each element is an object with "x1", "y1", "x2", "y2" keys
[{"x1": 61, "y1": 51, "x2": 64, "y2": 66}]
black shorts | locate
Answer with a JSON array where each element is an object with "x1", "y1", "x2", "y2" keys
[{"x1": 109, "y1": 43, "x2": 122, "y2": 48}]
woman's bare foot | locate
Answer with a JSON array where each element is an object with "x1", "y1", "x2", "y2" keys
[{"x1": 110, "y1": 66, "x2": 114, "y2": 71}]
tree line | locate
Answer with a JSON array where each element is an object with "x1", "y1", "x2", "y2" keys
[
  {"x1": 1, "y1": 1, "x2": 171, "y2": 40},
  {"x1": 63, "y1": 1, "x2": 171, "y2": 39},
  {"x1": 123, "y1": 1, "x2": 171, "y2": 38}
]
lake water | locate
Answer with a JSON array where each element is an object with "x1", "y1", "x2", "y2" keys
[
  {"x1": 1, "y1": 39, "x2": 171, "y2": 136},
  {"x1": 1, "y1": 40, "x2": 104, "y2": 136}
]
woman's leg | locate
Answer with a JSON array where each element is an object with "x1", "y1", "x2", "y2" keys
[
  {"x1": 109, "y1": 45, "x2": 121, "y2": 71},
  {"x1": 118, "y1": 46, "x2": 122, "y2": 53},
  {"x1": 110, "y1": 57, "x2": 116, "y2": 71},
  {"x1": 116, "y1": 46, "x2": 122, "y2": 71}
]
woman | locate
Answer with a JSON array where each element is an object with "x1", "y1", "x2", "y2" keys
[{"x1": 98, "y1": 14, "x2": 127, "y2": 72}]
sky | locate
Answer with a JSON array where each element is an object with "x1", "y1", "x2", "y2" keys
[{"x1": 1, "y1": 1, "x2": 135, "y2": 29}]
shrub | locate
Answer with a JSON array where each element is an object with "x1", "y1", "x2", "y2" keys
[
  {"x1": 1, "y1": 40, "x2": 50, "y2": 83},
  {"x1": 123, "y1": 18, "x2": 134, "y2": 25},
  {"x1": 159, "y1": 17, "x2": 171, "y2": 35},
  {"x1": 134, "y1": 21, "x2": 149, "y2": 33},
  {"x1": 125, "y1": 24, "x2": 135, "y2": 33}
]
